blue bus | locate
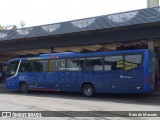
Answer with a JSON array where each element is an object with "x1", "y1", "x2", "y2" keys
[{"x1": 5, "y1": 49, "x2": 155, "y2": 97}]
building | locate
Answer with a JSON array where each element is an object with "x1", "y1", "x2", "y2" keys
[{"x1": 0, "y1": 1, "x2": 160, "y2": 83}]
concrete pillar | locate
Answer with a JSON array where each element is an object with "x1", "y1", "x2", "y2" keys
[
  {"x1": 147, "y1": 0, "x2": 159, "y2": 50},
  {"x1": 148, "y1": 39, "x2": 154, "y2": 50},
  {"x1": 147, "y1": 0, "x2": 159, "y2": 8},
  {"x1": 148, "y1": 1, "x2": 157, "y2": 54},
  {"x1": 147, "y1": 0, "x2": 159, "y2": 80},
  {"x1": 50, "y1": 47, "x2": 54, "y2": 53}
]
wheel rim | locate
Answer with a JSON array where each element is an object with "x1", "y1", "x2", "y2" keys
[{"x1": 84, "y1": 86, "x2": 93, "y2": 96}]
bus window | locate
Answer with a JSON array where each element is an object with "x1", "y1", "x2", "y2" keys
[
  {"x1": 67, "y1": 58, "x2": 85, "y2": 71},
  {"x1": 19, "y1": 61, "x2": 33, "y2": 72},
  {"x1": 86, "y1": 57, "x2": 103, "y2": 71},
  {"x1": 104, "y1": 55, "x2": 123, "y2": 70},
  {"x1": 124, "y1": 54, "x2": 142, "y2": 70},
  {"x1": 33, "y1": 60, "x2": 48, "y2": 72},
  {"x1": 6, "y1": 61, "x2": 19, "y2": 78},
  {"x1": 48, "y1": 59, "x2": 66, "y2": 71}
]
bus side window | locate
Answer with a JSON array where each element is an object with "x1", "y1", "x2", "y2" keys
[
  {"x1": 124, "y1": 54, "x2": 142, "y2": 70},
  {"x1": 67, "y1": 58, "x2": 85, "y2": 71},
  {"x1": 48, "y1": 59, "x2": 66, "y2": 71},
  {"x1": 19, "y1": 61, "x2": 33, "y2": 72},
  {"x1": 86, "y1": 57, "x2": 103, "y2": 71},
  {"x1": 104, "y1": 55, "x2": 123, "y2": 71},
  {"x1": 33, "y1": 60, "x2": 48, "y2": 72}
]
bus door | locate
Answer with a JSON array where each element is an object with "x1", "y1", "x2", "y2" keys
[
  {"x1": 18, "y1": 60, "x2": 47, "y2": 89},
  {"x1": 19, "y1": 60, "x2": 48, "y2": 89},
  {"x1": 18, "y1": 60, "x2": 38, "y2": 89}
]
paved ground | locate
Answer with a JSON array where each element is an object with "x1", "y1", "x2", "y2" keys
[{"x1": 1, "y1": 84, "x2": 160, "y2": 120}]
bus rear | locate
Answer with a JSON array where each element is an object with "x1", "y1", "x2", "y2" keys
[{"x1": 143, "y1": 50, "x2": 155, "y2": 93}]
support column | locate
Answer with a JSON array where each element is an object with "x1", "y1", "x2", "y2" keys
[
  {"x1": 147, "y1": 0, "x2": 159, "y2": 81},
  {"x1": 147, "y1": 1, "x2": 158, "y2": 57},
  {"x1": 147, "y1": 0, "x2": 159, "y2": 71},
  {"x1": 147, "y1": 0, "x2": 159, "y2": 8},
  {"x1": 147, "y1": 0, "x2": 159, "y2": 50},
  {"x1": 148, "y1": 38, "x2": 156, "y2": 90},
  {"x1": 148, "y1": 39, "x2": 154, "y2": 50},
  {"x1": 50, "y1": 47, "x2": 54, "y2": 53}
]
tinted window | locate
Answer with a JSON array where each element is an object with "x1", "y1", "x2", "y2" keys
[
  {"x1": 7, "y1": 61, "x2": 19, "y2": 78},
  {"x1": 48, "y1": 59, "x2": 66, "y2": 71},
  {"x1": 124, "y1": 54, "x2": 142, "y2": 70},
  {"x1": 19, "y1": 61, "x2": 33, "y2": 72},
  {"x1": 104, "y1": 55, "x2": 123, "y2": 70},
  {"x1": 86, "y1": 57, "x2": 103, "y2": 71},
  {"x1": 67, "y1": 58, "x2": 85, "y2": 71},
  {"x1": 33, "y1": 60, "x2": 48, "y2": 72}
]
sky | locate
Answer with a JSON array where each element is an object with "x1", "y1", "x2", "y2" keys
[{"x1": 0, "y1": 0, "x2": 148, "y2": 28}]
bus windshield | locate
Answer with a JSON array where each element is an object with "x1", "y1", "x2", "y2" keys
[{"x1": 6, "y1": 61, "x2": 19, "y2": 78}]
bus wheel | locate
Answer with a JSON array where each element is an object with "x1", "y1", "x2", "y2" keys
[
  {"x1": 82, "y1": 84, "x2": 95, "y2": 97},
  {"x1": 20, "y1": 83, "x2": 28, "y2": 93}
]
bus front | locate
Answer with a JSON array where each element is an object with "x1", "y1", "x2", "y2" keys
[{"x1": 6, "y1": 60, "x2": 21, "y2": 90}]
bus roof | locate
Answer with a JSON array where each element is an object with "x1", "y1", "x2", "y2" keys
[{"x1": 8, "y1": 49, "x2": 149, "y2": 62}]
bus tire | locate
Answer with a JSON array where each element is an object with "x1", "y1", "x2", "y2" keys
[
  {"x1": 20, "y1": 83, "x2": 28, "y2": 93},
  {"x1": 82, "y1": 84, "x2": 95, "y2": 97}
]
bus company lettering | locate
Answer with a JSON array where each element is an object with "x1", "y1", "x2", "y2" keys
[{"x1": 48, "y1": 72, "x2": 99, "y2": 83}]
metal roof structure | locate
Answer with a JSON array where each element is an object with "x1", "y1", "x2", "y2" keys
[{"x1": 1, "y1": 6, "x2": 160, "y2": 42}]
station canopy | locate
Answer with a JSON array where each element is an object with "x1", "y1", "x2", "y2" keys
[{"x1": 1, "y1": 6, "x2": 160, "y2": 42}]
